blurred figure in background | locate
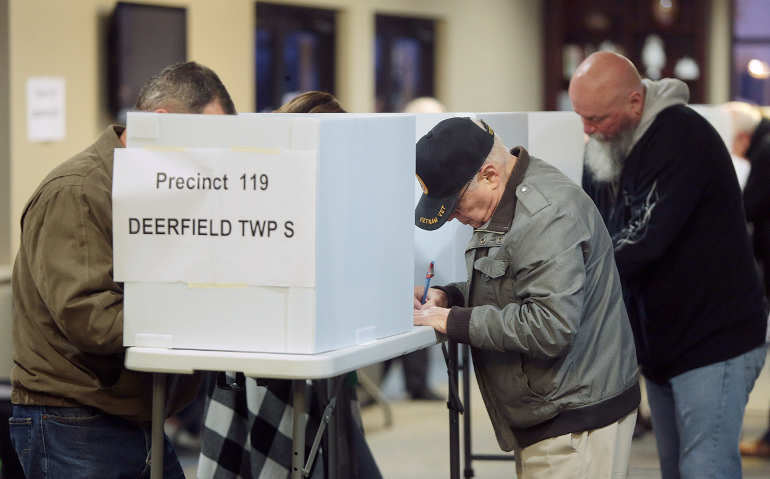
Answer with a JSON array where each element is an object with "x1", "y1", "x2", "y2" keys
[
  {"x1": 727, "y1": 101, "x2": 770, "y2": 300},
  {"x1": 275, "y1": 90, "x2": 345, "y2": 113},
  {"x1": 199, "y1": 91, "x2": 382, "y2": 479},
  {"x1": 403, "y1": 96, "x2": 446, "y2": 114},
  {"x1": 726, "y1": 101, "x2": 770, "y2": 459}
]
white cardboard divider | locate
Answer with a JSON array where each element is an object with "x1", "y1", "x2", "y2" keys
[
  {"x1": 120, "y1": 112, "x2": 415, "y2": 354},
  {"x1": 478, "y1": 111, "x2": 584, "y2": 184}
]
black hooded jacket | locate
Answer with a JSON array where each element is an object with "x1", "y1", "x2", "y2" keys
[{"x1": 583, "y1": 103, "x2": 767, "y2": 384}]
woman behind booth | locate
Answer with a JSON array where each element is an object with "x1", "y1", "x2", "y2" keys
[{"x1": 197, "y1": 91, "x2": 382, "y2": 479}]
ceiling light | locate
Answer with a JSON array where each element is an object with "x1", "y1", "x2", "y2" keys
[{"x1": 747, "y1": 59, "x2": 770, "y2": 79}]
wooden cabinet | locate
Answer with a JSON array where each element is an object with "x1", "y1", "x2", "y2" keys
[{"x1": 544, "y1": 0, "x2": 709, "y2": 110}]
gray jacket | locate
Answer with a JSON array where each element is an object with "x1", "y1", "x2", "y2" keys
[{"x1": 441, "y1": 147, "x2": 639, "y2": 450}]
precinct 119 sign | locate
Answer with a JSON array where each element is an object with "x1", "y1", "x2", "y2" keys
[{"x1": 112, "y1": 148, "x2": 316, "y2": 287}]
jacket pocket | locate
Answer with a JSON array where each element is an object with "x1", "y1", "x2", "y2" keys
[
  {"x1": 9, "y1": 416, "x2": 33, "y2": 458},
  {"x1": 509, "y1": 364, "x2": 560, "y2": 428},
  {"x1": 474, "y1": 256, "x2": 508, "y2": 278},
  {"x1": 44, "y1": 406, "x2": 105, "y2": 426},
  {"x1": 476, "y1": 350, "x2": 556, "y2": 429},
  {"x1": 473, "y1": 257, "x2": 515, "y2": 305},
  {"x1": 520, "y1": 355, "x2": 566, "y2": 400}
]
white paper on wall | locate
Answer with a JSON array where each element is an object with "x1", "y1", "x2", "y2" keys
[
  {"x1": 113, "y1": 148, "x2": 317, "y2": 287},
  {"x1": 27, "y1": 77, "x2": 66, "y2": 142}
]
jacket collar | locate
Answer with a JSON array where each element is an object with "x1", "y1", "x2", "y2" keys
[
  {"x1": 481, "y1": 146, "x2": 530, "y2": 234},
  {"x1": 95, "y1": 125, "x2": 125, "y2": 179}
]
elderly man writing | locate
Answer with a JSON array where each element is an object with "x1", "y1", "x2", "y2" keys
[
  {"x1": 571, "y1": 52, "x2": 768, "y2": 479},
  {"x1": 413, "y1": 117, "x2": 639, "y2": 479}
]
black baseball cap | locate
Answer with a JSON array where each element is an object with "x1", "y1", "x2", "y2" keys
[{"x1": 415, "y1": 117, "x2": 495, "y2": 230}]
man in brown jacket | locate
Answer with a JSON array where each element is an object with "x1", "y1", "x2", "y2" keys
[{"x1": 9, "y1": 62, "x2": 235, "y2": 478}]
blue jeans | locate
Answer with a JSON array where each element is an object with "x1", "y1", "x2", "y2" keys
[
  {"x1": 9, "y1": 404, "x2": 185, "y2": 479},
  {"x1": 645, "y1": 345, "x2": 766, "y2": 479}
]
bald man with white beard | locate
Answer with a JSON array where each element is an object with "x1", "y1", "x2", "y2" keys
[{"x1": 571, "y1": 51, "x2": 768, "y2": 479}]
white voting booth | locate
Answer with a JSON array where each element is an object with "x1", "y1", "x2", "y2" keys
[
  {"x1": 116, "y1": 113, "x2": 415, "y2": 354},
  {"x1": 478, "y1": 112, "x2": 584, "y2": 184},
  {"x1": 116, "y1": 111, "x2": 583, "y2": 356}
]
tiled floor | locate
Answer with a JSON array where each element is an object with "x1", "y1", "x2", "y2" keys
[
  {"x1": 183, "y1": 345, "x2": 770, "y2": 478},
  {"x1": 362, "y1": 382, "x2": 770, "y2": 478}
]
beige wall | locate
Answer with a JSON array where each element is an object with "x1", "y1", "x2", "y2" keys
[
  {"x1": 265, "y1": 0, "x2": 543, "y2": 113},
  {"x1": 708, "y1": 0, "x2": 731, "y2": 104},
  {"x1": 5, "y1": 0, "x2": 544, "y2": 261},
  {"x1": 0, "y1": 0, "x2": 9, "y2": 267},
  {"x1": 7, "y1": 0, "x2": 254, "y2": 259}
]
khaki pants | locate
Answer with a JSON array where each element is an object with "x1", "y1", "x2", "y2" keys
[{"x1": 516, "y1": 411, "x2": 636, "y2": 479}]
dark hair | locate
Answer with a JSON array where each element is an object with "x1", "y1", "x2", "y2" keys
[
  {"x1": 135, "y1": 61, "x2": 236, "y2": 114},
  {"x1": 274, "y1": 91, "x2": 346, "y2": 113}
]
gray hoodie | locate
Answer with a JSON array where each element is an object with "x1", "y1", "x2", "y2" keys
[{"x1": 628, "y1": 78, "x2": 690, "y2": 153}]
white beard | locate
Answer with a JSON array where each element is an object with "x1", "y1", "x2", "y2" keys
[{"x1": 584, "y1": 128, "x2": 635, "y2": 184}]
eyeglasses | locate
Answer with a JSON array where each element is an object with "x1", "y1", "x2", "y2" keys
[
  {"x1": 451, "y1": 179, "x2": 473, "y2": 218},
  {"x1": 456, "y1": 180, "x2": 472, "y2": 204}
]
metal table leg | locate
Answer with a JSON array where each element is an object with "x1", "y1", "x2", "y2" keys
[
  {"x1": 449, "y1": 341, "x2": 460, "y2": 479},
  {"x1": 326, "y1": 378, "x2": 337, "y2": 478},
  {"x1": 459, "y1": 344, "x2": 516, "y2": 468},
  {"x1": 151, "y1": 373, "x2": 166, "y2": 479},
  {"x1": 462, "y1": 344, "x2": 474, "y2": 478},
  {"x1": 292, "y1": 380, "x2": 307, "y2": 479}
]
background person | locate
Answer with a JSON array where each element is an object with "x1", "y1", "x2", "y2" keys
[
  {"x1": 726, "y1": 101, "x2": 770, "y2": 302},
  {"x1": 198, "y1": 90, "x2": 383, "y2": 479},
  {"x1": 9, "y1": 61, "x2": 236, "y2": 479},
  {"x1": 725, "y1": 101, "x2": 770, "y2": 459},
  {"x1": 572, "y1": 51, "x2": 767, "y2": 479},
  {"x1": 413, "y1": 117, "x2": 639, "y2": 479}
]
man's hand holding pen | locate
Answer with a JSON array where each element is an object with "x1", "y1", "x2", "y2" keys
[{"x1": 413, "y1": 286, "x2": 450, "y2": 334}]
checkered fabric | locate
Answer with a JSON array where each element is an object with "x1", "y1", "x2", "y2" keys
[{"x1": 197, "y1": 377, "x2": 323, "y2": 479}]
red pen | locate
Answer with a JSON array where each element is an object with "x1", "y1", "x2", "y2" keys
[{"x1": 420, "y1": 261, "x2": 435, "y2": 304}]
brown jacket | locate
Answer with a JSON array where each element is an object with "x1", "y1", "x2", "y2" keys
[{"x1": 11, "y1": 125, "x2": 198, "y2": 422}]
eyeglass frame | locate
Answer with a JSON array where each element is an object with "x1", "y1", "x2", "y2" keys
[{"x1": 451, "y1": 175, "x2": 476, "y2": 219}]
